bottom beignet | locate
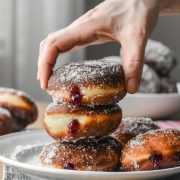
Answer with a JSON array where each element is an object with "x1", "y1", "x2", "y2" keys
[{"x1": 40, "y1": 136, "x2": 122, "y2": 171}]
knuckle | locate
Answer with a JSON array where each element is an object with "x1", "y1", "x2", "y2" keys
[
  {"x1": 39, "y1": 34, "x2": 56, "y2": 49},
  {"x1": 40, "y1": 40, "x2": 45, "y2": 48},
  {"x1": 126, "y1": 59, "x2": 141, "y2": 75},
  {"x1": 128, "y1": 59, "x2": 140, "y2": 68},
  {"x1": 87, "y1": 7, "x2": 98, "y2": 18},
  {"x1": 46, "y1": 33, "x2": 56, "y2": 45},
  {"x1": 47, "y1": 33, "x2": 54, "y2": 40},
  {"x1": 136, "y1": 28, "x2": 147, "y2": 39},
  {"x1": 125, "y1": 26, "x2": 147, "y2": 40},
  {"x1": 87, "y1": 7, "x2": 103, "y2": 22}
]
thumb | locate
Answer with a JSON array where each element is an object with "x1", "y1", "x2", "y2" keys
[{"x1": 121, "y1": 34, "x2": 147, "y2": 93}]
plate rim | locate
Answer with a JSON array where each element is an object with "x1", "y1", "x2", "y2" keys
[{"x1": 0, "y1": 129, "x2": 180, "y2": 176}]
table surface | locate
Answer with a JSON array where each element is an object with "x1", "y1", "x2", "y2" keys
[{"x1": 0, "y1": 102, "x2": 180, "y2": 180}]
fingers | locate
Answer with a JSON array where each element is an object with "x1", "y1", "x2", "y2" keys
[
  {"x1": 121, "y1": 31, "x2": 147, "y2": 93},
  {"x1": 38, "y1": 36, "x2": 59, "y2": 89},
  {"x1": 37, "y1": 3, "x2": 114, "y2": 90},
  {"x1": 37, "y1": 22, "x2": 99, "y2": 89}
]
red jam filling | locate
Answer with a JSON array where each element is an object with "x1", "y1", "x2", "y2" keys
[
  {"x1": 70, "y1": 85, "x2": 82, "y2": 106},
  {"x1": 64, "y1": 163, "x2": 75, "y2": 170},
  {"x1": 149, "y1": 153, "x2": 163, "y2": 169},
  {"x1": 68, "y1": 119, "x2": 80, "y2": 135}
]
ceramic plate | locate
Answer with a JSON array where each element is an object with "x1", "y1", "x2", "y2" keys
[{"x1": 0, "y1": 129, "x2": 179, "y2": 180}]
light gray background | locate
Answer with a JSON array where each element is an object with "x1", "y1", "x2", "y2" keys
[{"x1": 0, "y1": 0, "x2": 179, "y2": 101}]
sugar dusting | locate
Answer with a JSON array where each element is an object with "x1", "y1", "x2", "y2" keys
[
  {"x1": 121, "y1": 117, "x2": 159, "y2": 135},
  {"x1": 40, "y1": 143, "x2": 59, "y2": 165},
  {"x1": 111, "y1": 117, "x2": 159, "y2": 143},
  {"x1": 48, "y1": 59, "x2": 124, "y2": 87},
  {"x1": 128, "y1": 128, "x2": 180, "y2": 149},
  {"x1": 128, "y1": 135, "x2": 145, "y2": 148},
  {"x1": 40, "y1": 137, "x2": 121, "y2": 170}
]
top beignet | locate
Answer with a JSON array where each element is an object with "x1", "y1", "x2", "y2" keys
[{"x1": 47, "y1": 60, "x2": 126, "y2": 105}]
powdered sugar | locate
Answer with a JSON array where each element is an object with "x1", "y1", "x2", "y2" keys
[
  {"x1": 113, "y1": 117, "x2": 159, "y2": 137},
  {"x1": 48, "y1": 59, "x2": 124, "y2": 88},
  {"x1": 128, "y1": 135, "x2": 145, "y2": 148}
]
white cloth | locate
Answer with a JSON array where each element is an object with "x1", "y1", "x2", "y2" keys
[
  {"x1": 3, "y1": 165, "x2": 180, "y2": 180},
  {"x1": 4, "y1": 166, "x2": 46, "y2": 180}
]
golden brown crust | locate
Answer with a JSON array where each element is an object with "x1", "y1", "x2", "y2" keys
[
  {"x1": 0, "y1": 88, "x2": 38, "y2": 128},
  {"x1": 111, "y1": 117, "x2": 159, "y2": 145},
  {"x1": 40, "y1": 136, "x2": 122, "y2": 171},
  {"x1": 121, "y1": 129, "x2": 180, "y2": 171},
  {"x1": 47, "y1": 60, "x2": 126, "y2": 105},
  {"x1": 0, "y1": 108, "x2": 20, "y2": 135},
  {"x1": 48, "y1": 60, "x2": 125, "y2": 87},
  {"x1": 44, "y1": 103, "x2": 122, "y2": 140},
  {"x1": 50, "y1": 84, "x2": 126, "y2": 106},
  {"x1": 46, "y1": 103, "x2": 121, "y2": 115}
]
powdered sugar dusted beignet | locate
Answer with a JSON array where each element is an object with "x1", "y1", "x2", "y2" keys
[
  {"x1": 40, "y1": 136, "x2": 122, "y2": 171},
  {"x1": 111, "y1": 117, "x2": 159, "y2": 145},
  {"x1": 145, "y1": 40, "x2": 177, "y2": 76},
  {"x1": 0, "y1": 88, "x2": 38, "y2": 128},
  {"x1": 139, "y1": 64, "x2": 160, "y2": 93},
  {"x1": 159, "y1": 77, "x2": 177, "y2": 93},
  {"x1": 47, "y1": 60, "x2": 126, "y2": 105},
  {"x1": 121, "y1": 129, "x2": 180, "y2": 171},
  {"x1": 44, "y1": 103, "x2": 122, "y2": 140}
]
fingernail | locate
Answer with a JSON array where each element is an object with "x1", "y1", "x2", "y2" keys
[
  {"x1": 41, "y1": 82, "x2": 46, "y2": 90},
  {"x1": 127, "y1": 78, "x2": 139, "y2": 93}
]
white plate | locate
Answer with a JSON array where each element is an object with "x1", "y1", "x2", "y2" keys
[
  {"x1": 0, "y1": 130, "x2": 180, "y2": 180},
  {"x1": 119, "y1": 93, "x2": 180, "y2": 119}
]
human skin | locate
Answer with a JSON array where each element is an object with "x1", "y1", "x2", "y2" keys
[{"x1": 37, "y1": 0, "x2": 180, "y2": 93}]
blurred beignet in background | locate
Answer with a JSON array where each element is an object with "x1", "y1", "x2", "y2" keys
[
  {"x1": 121, "y1": 129, "x2": 180, "y2": 171},
  {"x1": 40, "y1": 136, "x2": 122, "y2": 171},
  {"x1": 118, "y1": 39, "x2": 178, "y2": 94},
  {"x1": 0, "y1": 108, "x2": 20, "y2": 135},
  {"x1": 0, "y1": 88, "x2": 38, "y2": 129},
  {"x1": 145, "y1": 40, "x2": 177, "y2": 77},
  {"x1": 47, "y1": 59, "x2": 126, "y2": 106},
  {"x1": 139, "y1": 65, "x2": 161, "y2": 93},
  {"x1": 44, "y1": 103, "x2": 122, "y2": 140},
  {"x1": 159, "y1": 78, "x2": 177, "y2": 93},
  {"x1": 111, "y1": 117, "x2": 159, "y2": 145}
]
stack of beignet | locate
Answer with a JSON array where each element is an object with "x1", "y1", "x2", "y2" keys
[
  {"x1": 40, "y1": 59, "x2": 180, "y2": 172},
  {"x1": 40, "y1": 59, "x2": 127, "y2": 171}
]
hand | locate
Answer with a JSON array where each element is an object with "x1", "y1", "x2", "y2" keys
[{"x1": 37, "y1": 0, "x2": 160, "y2": 93}]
